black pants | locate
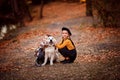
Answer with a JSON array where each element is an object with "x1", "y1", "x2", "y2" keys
[{"x1": 58, "y1": 46, "x2": 77, "y2": 62}]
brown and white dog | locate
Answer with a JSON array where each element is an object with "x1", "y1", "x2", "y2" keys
[{"x1": 41, "y1": 35, "x2": 59, "y2": 66}]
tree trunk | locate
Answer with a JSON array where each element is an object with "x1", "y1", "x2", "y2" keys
[
  {"x1": 40, "y1": 0, "x2": 44, "y2": 19},
  {"x1": 21, "y1": 0, "x2": 32, "y2": 21},
  {"x1": 86, "y1": 0, "x2": 93, "y2": 16}
]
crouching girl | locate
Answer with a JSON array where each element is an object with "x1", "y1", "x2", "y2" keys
[{"x1": 56, "y1": 27, "x2": 77, "y2": 64}]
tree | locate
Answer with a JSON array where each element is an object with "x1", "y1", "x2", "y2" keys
[
  {"x1": 39, "y1": 0, "x2": 52, "y2": 19},
  {"x1": 11, "y1": 0, "x2": 32, "y2": 21},
  {"x1": 0, "y1": 0, "x2": 32, "y2": 26},
  {"x1": 93, "y1": 0, "x2": 120, "y2": 27},
  {"x1": 86, "y1": 0, "x2": 93, "y2": 16},
  {"x1": 40, "y1": 0, "x2": 44, "y2": 18}
]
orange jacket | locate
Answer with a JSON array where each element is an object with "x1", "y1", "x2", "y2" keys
[{"x1": 56, "y1": 39, "x2": 75, "y2": 50}]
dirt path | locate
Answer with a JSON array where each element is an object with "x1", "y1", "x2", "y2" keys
[{"x1": 0, "y1": 2, "x2": 120, "y2": 80}]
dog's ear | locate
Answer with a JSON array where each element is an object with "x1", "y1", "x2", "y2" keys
[
  {"x1": 46, "y1": 34, "x2": 51, "y2": 37},
  {"x1": 44, "y1": 34, "x2": 51, "y2": 38}
]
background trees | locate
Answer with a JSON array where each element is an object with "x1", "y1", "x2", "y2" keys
[
  {"x1": 86, "y1": 0, "x2": 93, "y2": 16},
  {"x1": 92, "y1": 0, "x2": 120, "y2": 27},
  {"x1": 0, "y1": 0, "x2": 32, "y2": 26},
  {"x1": 0, "y1": 0, "x2": 119, "y2": 27}
]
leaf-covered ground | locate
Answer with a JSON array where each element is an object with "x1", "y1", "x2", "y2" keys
[{"x1": 0, "y1": 2, "x2": 120, "y2": 80}]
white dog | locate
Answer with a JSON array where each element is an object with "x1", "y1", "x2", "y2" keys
[{"x1": 41, "y1": 35, "x2": 59, "y2": 66}]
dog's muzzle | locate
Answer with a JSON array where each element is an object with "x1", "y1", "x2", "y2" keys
[{"x1": 49, "y1": 40, "x2": 53, "y2": 44}]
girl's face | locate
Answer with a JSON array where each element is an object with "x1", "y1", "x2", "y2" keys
[{"x1": 62, "y1": 30, "x2": 69, "y2": 39}]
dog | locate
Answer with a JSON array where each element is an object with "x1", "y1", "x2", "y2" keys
[
  {"x1": 41, "y1": 35, "x2": 59, "y2": 66},
  {"x1": 34, "y1": 35, "x2": 59, "y2": 66}
]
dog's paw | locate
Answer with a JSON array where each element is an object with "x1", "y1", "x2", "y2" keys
[
  {"x1": 35, "y1": 62, "x2": 41, "y2": 67},
  {"x1": 41, "y1": 64, "x2": 45, "y2": 66},
  {"x1": 50, "y1": 63, "x2": 53, "y2": 66}
]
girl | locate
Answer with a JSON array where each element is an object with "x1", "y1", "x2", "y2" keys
[{"x1": 56, "y1": 27, "x2": 77, "y2": 64}]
